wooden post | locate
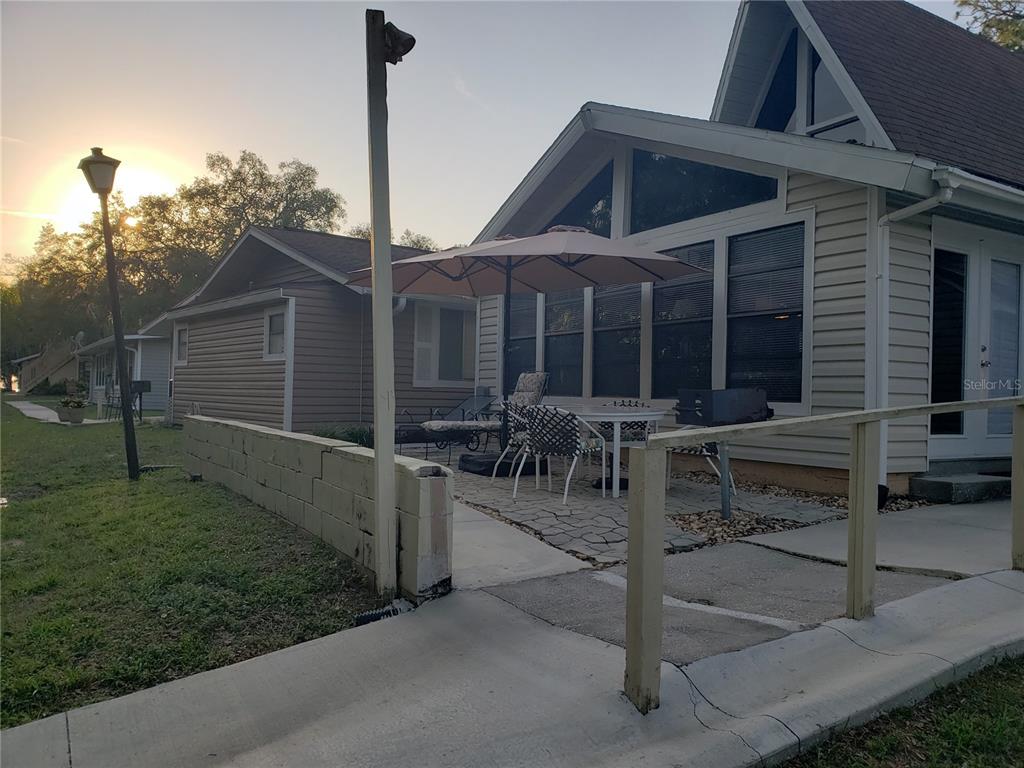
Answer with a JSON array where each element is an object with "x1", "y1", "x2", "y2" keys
[
  {"x1": 1012, "y1": 404, "x2": 1023, "y2": 571},
  {"x1": 846, "y1": 420, "x2": 880, "y2": 618},
  {"x1": 366, "y1": 9, "x2": 397, "y2": 597},
  {"x1": 624, "y1": 445, "x2": 667, "y2": 714}
]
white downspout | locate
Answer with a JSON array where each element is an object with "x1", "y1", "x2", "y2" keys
[{"x1": 874, "y1": 183, "x2": 956, "y2": 484}]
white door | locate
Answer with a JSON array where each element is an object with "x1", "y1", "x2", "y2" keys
[{"x1": 929, "y1": 221, "x2": 1023, "y2": 460}]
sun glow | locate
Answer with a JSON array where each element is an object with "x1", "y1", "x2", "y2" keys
[{"x1": 29, "y1": 147, "x2": 191, "y2": 234}]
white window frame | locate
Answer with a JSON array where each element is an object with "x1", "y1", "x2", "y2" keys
[
  {"x1": 173, "y1": 323, "x2": 188, "y2": 367},
  {"x1": 412, "y1": 300, "x2": 476, "y2": 389},
  {"x1": 263, "y1": 308, "x2": 287, "y2": 362}
]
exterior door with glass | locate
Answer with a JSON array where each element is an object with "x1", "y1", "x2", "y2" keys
[{"x1": 929, "y1": 221, "x2": 1023, "y2": 460}]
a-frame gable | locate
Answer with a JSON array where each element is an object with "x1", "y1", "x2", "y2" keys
[{"x1": 712, "y1": 0, "x2": 894, "y2": 150}]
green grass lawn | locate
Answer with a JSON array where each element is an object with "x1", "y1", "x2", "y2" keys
[
  {"x1": 788, "y1": 655, "x2": 1024, "y2": 768},
  {"x1": 1, "y1": 396, "x2": 381, "y2": 728}
]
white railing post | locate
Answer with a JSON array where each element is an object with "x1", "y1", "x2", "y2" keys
[
  {"x1": 1012, "y1": 404, "x2": 1023, "y2": 571},
  {"x1": 847, "y1": 419, "x2": 880, "y2": 619},
  {"x1": 624, "y1": 445, "x2": 667, "y2": 714}
]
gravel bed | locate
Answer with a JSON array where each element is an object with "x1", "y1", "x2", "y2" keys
[
  {"x1": 671, "y1": 509, "x2": 805, "y2": 546},
  {"x1": 679, "y1": 471, "x2": 932, "y2": 513}
]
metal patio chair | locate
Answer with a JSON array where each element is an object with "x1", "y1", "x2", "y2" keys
[{"x1": 513, "y1": 405, "x2": 605, "y2": 505}]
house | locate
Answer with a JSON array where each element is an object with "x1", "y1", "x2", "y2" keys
[
  {"x1": 76, "y1": 333, "x2": 171, "y2": 414},
  {"x1": 14, "y1": 341, "x2": 79, "y2": 393},
  {"x1": 471, "y1": 0, "x2": 1024, "y2": 494},
  {"x1": 142, "y1": 227, "x2": 476, "y2": 431}
]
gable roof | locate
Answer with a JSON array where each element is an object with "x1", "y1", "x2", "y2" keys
[
  {"x1": 803, "y1": 0, "x2": 1024, "y2": 189},
  {"x1": 177, "y1": 226, "x2": 430, "y2": 309},
  {"x1": 252, "y1": 227, "x2": 428, "y2": 274}
]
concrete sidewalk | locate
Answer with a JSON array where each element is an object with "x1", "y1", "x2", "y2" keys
[
  {"x1": 743, "y1": 500, "x2": 1012, "y2": 576},
  {"x1": 6, "y1": 400, "x2": 60, "y2": 423},
  {"x1": 4, "y1": 572, "x2": 1020, "y2": 768}
]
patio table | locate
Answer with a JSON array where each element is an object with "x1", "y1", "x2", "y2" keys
[{"x1": 564, "y1": 405, "x2": 668, "y2": 499}]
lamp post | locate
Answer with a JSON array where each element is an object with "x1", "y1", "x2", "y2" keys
[
  {"x1": 78, "y1": 147, "x2": 140, "y2": 481},
  {"x1": 365, "y1": 10, "x2": 415, "y2": 598}
]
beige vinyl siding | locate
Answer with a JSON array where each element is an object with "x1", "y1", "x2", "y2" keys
[
  {"x1": 477, "y1": 296, "x2": 501, "y2": 394},
  {"x1": 722, "y1": 173, "x2": 869, "y2": 468},
  {"x1": 886, "y1": 211, "x2": 932, "y2": 473},
  {"x1": 172, "y1": 306, "x2": 286, "y2": 427},
  {"x1": 138, "y1": 339, "x2": 170, "y2": 412},
  {"x1": 392, "y1": 302, "x2": 473, "y2": 419}
]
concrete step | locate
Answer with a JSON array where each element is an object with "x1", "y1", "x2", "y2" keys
[{"x1": 909, "y1": 472, "x2": 1011, "y2": 504}]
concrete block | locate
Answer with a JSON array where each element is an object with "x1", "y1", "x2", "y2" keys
[
  {"x1": 251, "y1": 434, "x2": 280, "y2": 464},
  {"x1": 312, "y1": 480, "x2": 354, "y2": 524},
  {"x1": 183, "y1": 451, "x2": 203, "y2": 479},
  {"x1": 322, "y1": 513, "x2": 361, "y2": 560},
  {"x1": 280, "y1": 466, "x2": 313, "y2": 503},
  {"x1": 353, "y1": 494, "x2": 375, "y2": 535},
  {"x1": 303, "y1": 503, "x2": 323, "y2": 538},
  {"x1": 282, "y1": 494, "x2": 305, "y2": 527},
  {"x1": 360, "y1": 530, "x2": 375, "y2": 570},
  {"x1": 322, "y1": 451, "x2": 374, "y2": 497},
  {"x1": 229, "y1": 450, "x2": 248, "y2": 476}
]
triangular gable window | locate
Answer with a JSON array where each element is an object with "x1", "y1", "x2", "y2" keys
[
  {"x1": 545, "y1": 162, "x2": 613, "y2": 236},
  {"x1": 755, "y1": 30, "x2": 798, "y2": 132},
  {"x1": 809, "y1": 49, "x2": 852, "y2": 125}
]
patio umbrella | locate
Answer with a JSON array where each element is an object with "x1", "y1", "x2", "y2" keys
[{"x1": 349, "y1": 225, "x2": 707, "y2": 442}]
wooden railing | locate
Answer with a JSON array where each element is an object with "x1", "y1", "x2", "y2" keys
[{"x1": 623, "y1": 396, "x2": 1024, "y2": 714}]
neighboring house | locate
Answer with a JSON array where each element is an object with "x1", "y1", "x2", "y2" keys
[
  {"x1": 14, "y1": 342, "x2": 78, "y2": 393},
  {"x1": 472, "y1": 0, "x2": 1024, "y2": 493},
  {"x1": 76, "y1": 334, "x2": 171, "y2": 414},
  {"x1": 142, "y1": 227, "x2": 475, "y2": 431}
]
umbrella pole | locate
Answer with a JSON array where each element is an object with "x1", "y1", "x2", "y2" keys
[{"x1": 500, "y1": 256, "x2": 512, "y2": 450}]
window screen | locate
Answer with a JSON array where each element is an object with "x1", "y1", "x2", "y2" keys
[
  {"x1": 544, "y1": 289, "x2": 583, "y2": 396},
  {"x1": 505, "y1": 294, "x2": 537, "y2": 392},
  {"x1": 727, "y1": 224, "x2": 804, "y2": 402},
  {"x1": 652, "y1": 241, "x2": 714, "y2": 398},
  {"x1": 267, "y1": 312, "x2": 285, "y2": 356},
  {"x1": 593, "y1": 284, "x2": 641, "y2": 397},
  {"x1": 630, "y1": 151, "x2": 777, "y2": 234}
]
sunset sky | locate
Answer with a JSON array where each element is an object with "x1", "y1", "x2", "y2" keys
[{"x1": 1, "y1": 0, "x2": 959, "y2": 270}]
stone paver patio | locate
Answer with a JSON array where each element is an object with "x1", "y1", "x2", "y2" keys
[{"x1": 449, "y1": 457, "x2": 843, "y2": 564}]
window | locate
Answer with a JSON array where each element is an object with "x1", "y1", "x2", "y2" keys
[
  {"x1": 413, "y1": 302, "x2": 475, "y2": 387},
  {"x1": 809, "y1": 50, "x2": 851, "y2": 126},
  {"x1": 593, "y1": 284, "x2": 641, "y2": 397},
  {"x1": 264, "y1": 310, "x2": 286, "y2": 360},
  {"x1": 755, "y1": 30, "x2": 797, "y2": 132},
  {"x1": 809, "y1": 118, "x2": 865, "y2": 144},
  {"x1": 544, "y1": 289, "x2": 584, "y2": 396},
  {"x1": 504, "y1": 294, "x2": 537, "y2": 393},
  {"x1": 930, "y1": 251, "x2": 967, "y2": 435},
  {"x1": 545, "y1": 162, "x2": 613, "y2": 236},
  {"x1": 174, "y1": 325, "x2": 188, "y2": 366},
  {"x1": 652, "y1": 241, "x2": 714, "y2": 398},
  {"x1": 630, "y1": 150, "x2": 777, "y2": 234},
  {"x1": 727, "y1": 223, "x2": 805, "y2": 402}
]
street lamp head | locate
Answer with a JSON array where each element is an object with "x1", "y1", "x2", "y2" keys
[
  {"x1": 78, "y1": 147, "x2": 120, "y2": 196},
  {"x1": 383, "y1": 22, "x2": 415, "y2": 64}
]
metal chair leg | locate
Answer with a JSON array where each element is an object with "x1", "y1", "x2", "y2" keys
[
  {"x1": 547, "y1": 457, "x2": 553, "y2": 492},
  {"x1": 600, "y1": 448, "x2": 606, "y2": 498},
  {"x1": 535, "y1": 455, "x2": 541, "y2": 489},
  {"x1": 562, "y1": 455, "x2": 579, "y2": 505},
  {"x1": 492, "y1": 442, "x2": 514, "y2": 482},
  {"x1": 513, "y1": 451, "x2": 530, "y2": 500}
]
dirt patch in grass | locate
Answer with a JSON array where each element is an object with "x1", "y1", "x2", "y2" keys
[
  {"x1": 1, "y1": 398, "x2": 382, "y2": 728},
  {"x1": 786, "y1": 655, "x2": 1024, "y2": 768}
]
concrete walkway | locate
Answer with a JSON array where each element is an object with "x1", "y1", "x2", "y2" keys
[
  {"x1": 452, "y1": 501, "x2": 588, "y2": 589},
  {"x1": 4, "y1": 572, "x2": 1020, "y2": 768},
  {"x1": 744, "y1": 500, "x2": 1012, "y2": 576},
  {"x1": 6, "y1": 399, "x2": 61, "y2": 422}
]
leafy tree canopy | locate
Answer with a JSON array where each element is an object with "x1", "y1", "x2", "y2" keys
[
  {"x1": 956, "y1": 0, "x2": 1024, "y2": 51},
  {"x1": 346, "y1": 223, "x2": 440, "y2": 252},
  {"x1": 2, "y1": 151, "x2": 345, "y2": 372}
]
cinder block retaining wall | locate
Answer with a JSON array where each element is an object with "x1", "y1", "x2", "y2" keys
[{"x1": 183, "y1": 415, "x2": 453, "y2": 600}]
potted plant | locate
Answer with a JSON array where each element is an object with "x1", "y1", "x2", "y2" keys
[{"x1": 61, "y1": 395, "x2": 87, "y2": 424}]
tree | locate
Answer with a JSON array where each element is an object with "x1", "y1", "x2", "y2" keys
[
  {"x1": 346, "y1": 223, "x2": 439, "y2": 251},
  {"x1": 955, "y1": 0, "x2": 1024, "y2": 51},
  {"x1": 2, "y1": 151, "x2": 345, "y2": 371}
]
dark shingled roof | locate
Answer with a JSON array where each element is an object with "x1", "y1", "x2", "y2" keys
[
  {"x1": 805, "y1": 0, "x2": 1024, "y2": 188},
  {"x1": 253, "y1": 226, "x2": 429, "y2": 275}
]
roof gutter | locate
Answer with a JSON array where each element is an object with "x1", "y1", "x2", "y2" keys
[{"x1": 877, "y1": 183, "x2": 955, "y2": 226}]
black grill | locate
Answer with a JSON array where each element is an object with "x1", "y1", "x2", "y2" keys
[{"x1": 675, "y1": 388, "x2": 774, "y2": 426}]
